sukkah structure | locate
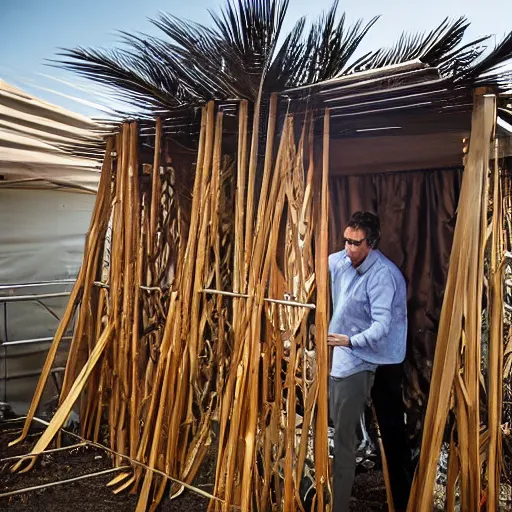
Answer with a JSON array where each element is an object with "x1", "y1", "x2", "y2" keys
[{"x1": 5, "y1": 1, "x2": 512, "y2": 511}]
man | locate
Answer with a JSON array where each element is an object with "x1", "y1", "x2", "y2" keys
[{"x1": 328, "y1": 211, "x2": 407, "y2": 512}]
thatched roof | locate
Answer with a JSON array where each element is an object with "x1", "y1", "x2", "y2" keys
[
  {"x1": 37, "y1": 1, "x2": 512, "y2": 176},
  {"x1": 279, "y1": 53, "x2": 511, "y2": 174}
]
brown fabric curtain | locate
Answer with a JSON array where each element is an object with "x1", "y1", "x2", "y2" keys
[{"x1": 329, "y1": 168, "x2": 462, "y2": 440}]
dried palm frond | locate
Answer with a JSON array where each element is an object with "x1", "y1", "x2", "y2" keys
[
  {"x1": 457, "y1": 32, "x2": 512, "y2": 88},
  {"x1": 54, "y1": 47, "x2": 189, "y2": 116},
  {"x1": 350, "y1": 17, "x2": 489, "y2": 76},
  {"x1": 52, "y1": 0, "x2": 377, "y2": 118},
  {"x1": 292, "y1": 2, "x2": 378, "y2": 84},
  {"x1": 52, "y1": 1, "x2": 512, "y2": 124}
]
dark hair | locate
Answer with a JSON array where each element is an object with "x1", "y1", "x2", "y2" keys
[{"x1": 346, "y1": 211, "x2": 381, "y2": 248}]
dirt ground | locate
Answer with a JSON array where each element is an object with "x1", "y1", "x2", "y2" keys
[{"x1": 0, "y1": 422, "x2": 387, "y2": 511}]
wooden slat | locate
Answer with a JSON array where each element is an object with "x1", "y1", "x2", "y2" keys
[
  {"x1": 486, "y1": 137, "x2": 504, "y2": 511},
  {"x1": 314, "y1": 109, "x2": 331, "y2": 511},
  {"x1": 12, "y1": 324, "x2": 114, "y2": 473},
  {"x1": 407, "y1": 93, "x2": 496, "y2": 511}
]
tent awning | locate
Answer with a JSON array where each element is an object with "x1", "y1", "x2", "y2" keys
[{"x1": 0, "y1": 80, "x2": 107, "y2": 192}]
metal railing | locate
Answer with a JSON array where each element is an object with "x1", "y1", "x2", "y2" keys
[{"x1": 0, "y1": 279, "x2": 76, "y2": 402}]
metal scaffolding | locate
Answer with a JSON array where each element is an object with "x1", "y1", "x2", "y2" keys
[{"x1": 0, "y1": 279, "x2": 76, "y2": 404}]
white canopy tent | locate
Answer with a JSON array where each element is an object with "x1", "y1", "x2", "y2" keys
[
  {"x1": 0, "y1": 79, "x2": 104, "y2": 192},
  {"x1": 0, "y1": 80, "x2": 105, "y2": 413}
]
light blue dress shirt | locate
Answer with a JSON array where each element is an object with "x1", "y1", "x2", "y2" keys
[{"x1": 328, "y1": 249, "x2": 407, "y2": 378}]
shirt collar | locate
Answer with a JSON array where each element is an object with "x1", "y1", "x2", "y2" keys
[{"x1": 356, "y1": 249, "x2": 379, "y2": 275}]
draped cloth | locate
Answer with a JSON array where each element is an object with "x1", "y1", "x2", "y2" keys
[{"x1": 328, "y1": 168, "x2": 462, "y2": 442}]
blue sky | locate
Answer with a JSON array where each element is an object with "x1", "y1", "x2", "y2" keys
[{"x1": 1, "y1": 0, "x2": 511, "y2": 116}]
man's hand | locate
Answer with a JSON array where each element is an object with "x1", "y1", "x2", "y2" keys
[{"x1": 327, "y1": 333, "x2": 351, "y2": 347}]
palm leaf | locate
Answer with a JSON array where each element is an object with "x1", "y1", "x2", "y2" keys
[
  {"x1": 52, "y1": 0, "x2": 511, "y2": 121},
  {"x1": 351, "y1": 17, "x2": 489, "y2": 77},
  {"x1": 265, "y1": 17, "x2": 308, "y2": 90},
  {"x1": 299, "y1": 1, "x2": 378, "y2": 83},
  {"x1": 209, "y1": 0, "x2": 289, "y2": 97},
  {"x1": 264, "y1": 1, "x2": 378, "y2": 89},
  {"x1": 52, "y1": 0, "x2": 377, "y2": 115},
  {"x1": 120, "y1": 31, "x2": 231, "y2": 102},
  {"x1": 53, "y1": 46, "x2": 188, "y2": 116},
  {"x1": 456, "y1": 31, "x2": 512, "y2": 87},
  {"x1": 149, "y1": 14, "x2": 245, "y2": 98}
]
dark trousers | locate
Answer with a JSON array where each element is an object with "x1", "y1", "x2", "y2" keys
[
  {"x1": 329, "y1": 371, "x2": 374, "y2": 512},
  {"x1": 371, "y1": 364, "x2": 413, "y2": 511}
]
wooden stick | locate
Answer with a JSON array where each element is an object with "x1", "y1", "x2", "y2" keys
[
  {"x1": 446, "y1": 428, "x2": 460, "y2": 511},
  {"x1": 251, "y1": 94, "x2": 278, "y2": 258},
  {"x1": 150, "y1": 118, "x2": 162, "y2": 252},
  {"x1": 234, "y1": 100, "x2": 248, "y2": 300},
  {"x1": 313, "y1": 109, "x2": 331, "y2": 511},
  {"x1": 371, "y1": 406, "x2": 395, "y2": 512},
  {"x1": 116, "y1": 121, "x2": 138, "y2": 460},
  {"x1": 243, "y1": 97, "x2": 261, "y2": 289},
  {"x1": 109, "y1": 126, "x2": 128, "y2": 460},
  {"x1": 220, "y1": 114, "x2": 289, "y2": 512},
  {"x1": 201, "y1": 288, "x2": 250, "y2": 298},
  {"x1": 188, "y1": 110, "x2": 221, "y2": 386},
  {"x1": 408, "y1": 93, "x2": 496, "y2": 512},
  {"x1": 135, "y1": 293, "x2": 178, "y2": 512},
  {"x1": 11, "y1": 323, "x2": 114, "y2": 473},
  {"x1": 263, "y1": 298, "x2": 315, "y2": 309},
  {"x1": 486, "y1": 136, "x2": 504, "y2": 511},
  {"x1": 129, "y1": 132, "x2": 143, "y2": 461},
  {"x1": 10, "y1": 136, "x2": 114, "y2": 447},
  {"x1": 0, "y1": 467, "x2": 129, "y2": 499},
  {"x1": 240, "y1": 108, "x2": 285, "y2": 510}
]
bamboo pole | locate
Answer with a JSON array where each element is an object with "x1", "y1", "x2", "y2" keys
[
  {"x1": 129, "y1": 129, "x2": 143, "y2": 461},
  {"x1": 9, "y1": 136, "x2": 114, "y2": 447},
  {"x1": 284, "y1": 327, "x2": 298, "y2": 510},
  {"x1": 11, "y1": 323, "x2": 114, "y2": 473},
  {"x1": 486, "y1": 137, "x2": 504, "y2": 511},
  {"x1": 216, "y1": 119, "x2": 277, "y2": 510},
  {"x1": 234, "y1": 100, "x2": 248, "y2": 299},
  {"x1": 135, "y1": 293, "x2": 178, "y2": 512},
  {"x1": 116, "y1": 121, "x2": 138, "y2": 461},
  {"x1": 109, "y1": 126, "x2": 128, "y2": 461},
  {"x1": 223, "y1": 111, "x2": 287, "y2": 512},
  {"x1": 188, "y1": 111, "x2": 222, "y2": 391},
  {"x1": 241, "y1": 181, "x2": 287, "y2": 511},
  {"x1": 407, "y1": 93, "x2": 496, "y2": 512},
  {"x1": 150, "y1": 118, "x2": 162, "y2": 251},
  {"x1": 446, "y1": 428, "x2": 460, "y2": 511},
  {"x1": 180, "y1": 102, "x2": 213, "y2": 354},
  {"x1": 314, "y1": 109, "x2": 331, "y2": 512},
  {"x1": 243, "y1": 97, "x2": 261, "y2": 288},
  {"x1": 252, "y1": 94, "x2": 277, "y2": 259}
]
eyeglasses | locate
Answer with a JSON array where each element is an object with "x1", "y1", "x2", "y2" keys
[{"x1": 344, "y1": 237, "x2": 366, "y2": 247}]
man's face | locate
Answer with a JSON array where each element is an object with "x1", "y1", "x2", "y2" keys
[{"x1": 343, "y1": 227, "x2": 371, "y2": 267}]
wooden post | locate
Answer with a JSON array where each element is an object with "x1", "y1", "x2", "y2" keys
[
  {"x1": 486, "y1": 136, "x2": 504, "y2": 512},
  {"x1": 150, "y1": 118, "x2": 162, "y2": 253},
  {"x1": 314, "y1": 109, "x2": 331, "y2": 511},
  {"x1": 407, "y1": 93, "x2": 496, "y2": 512}
]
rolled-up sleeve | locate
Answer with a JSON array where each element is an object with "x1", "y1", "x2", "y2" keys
[{"x1": 350, "y1": 269, "x2": 396, "y2": 351}]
